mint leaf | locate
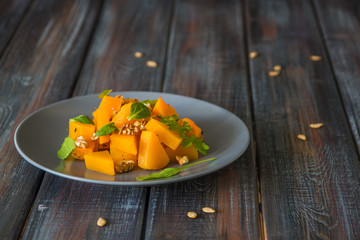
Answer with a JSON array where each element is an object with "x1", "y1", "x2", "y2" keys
[
  {"x1": 57, "y1": 137, "x2": 76, "y2": 160},
  {"x1": 70, "y1": 115, "x2": 94, "y2": 125},
  {"x1": 128, "y1": 102, "x2": 151, "y2": 120},
  {"x1": 95, "y1": 122, "x2": 118, "y2": 137},
  {"x1": 140, "y1": 99, "x2": 157, "y2": 108},
  {"x1": 98, "y1": 89, "x2": 112, "y2": 99},
  {"x1": 136, "y1": 158, "x2": 216, "y2": 181}
]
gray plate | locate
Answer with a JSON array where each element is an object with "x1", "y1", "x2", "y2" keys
[{"x1": 14, "y1": 92, "x2": 249, "y2": 186}]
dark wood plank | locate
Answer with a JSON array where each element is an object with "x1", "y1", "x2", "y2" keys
[
  {"x1": 0, "y1": 0, "x2": 33, "y2": 54},
  {"x1": 0, "y1": 0, "x2": 102, "y2": 239},
  {"x1": 314, "y1": 0, "x2": 360, "y2": 160},
  {"x1": 245, "y1": 0, "x2": 360, "y2": 238},
  {"x1": 144, "y1": 1, "x2": 261, "y2": 239},
  {"x1": 21, "y1": 0, "x2": 173, "y2": 239},
  {"x1": 74, "y1": 0, "x2": 172, "y2": 95}
]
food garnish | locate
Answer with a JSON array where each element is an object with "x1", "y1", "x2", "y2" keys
[
  {"x1": 98, "y1": 89, "x2": 112, "y2": 99},
  {"x1": 160, "y1": 115, "x2": 209, "y2": 154},
  {"x1": 70, "y1": 115, "x2": 94, "y2": 125},
  {"x1": 136, "y1": 157, "x2": 216, "y2": 181},
  {"x1": 128, "y1": 102, "x2": 151, "y2": 120},
  {"x1": 95, "y1": 122, "x2": 118, "y2": 137},
  {"x1": 57, "y1": 137, "x2": 76, "y2": 160}
]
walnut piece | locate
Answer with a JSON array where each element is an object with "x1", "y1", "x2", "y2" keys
[
  {"x1": 176, "y1": 156, "x2": 189, "y2": 165},
  {"x1": 115, "y1": 160, "x2": 135, "y2": 173}
]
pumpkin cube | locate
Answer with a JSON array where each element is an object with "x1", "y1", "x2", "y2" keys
[
  {"x1": 71, "y1": 140, "x2": 98, "y2": 160},
  {"x1": 112, "y1": 102, "x2": 137, "y2": 128},
  {"x1": 110, "y1": 134, "x2": 139, "y2": 155},
  {"x1": 165, "y1": 144, "x2": 198, "y2": 162},
  {"x1": 84, "y1": 150, "x2": 115, "y2": 176},
  {"x1": 96, "y1": 95, "x2": 123, "y2": 145},
  {"x1": 68, "y1": 120, "x2": 95, "y2": 141},
  {"x1": 110, "y1": 147, "x2": 137, "y2": 165},
  {"x1": 138, "y1": 131, "x2": 169, "y2": 170},
  {"x1": 145, "y1": 118, "x2": 182, "y2": 150},
  {"x1": 152, "y1": 97, "x2": 177, "y2": 118},
  {"x1": 178, "y1": 118, "x2": 202, "y2": 139}
]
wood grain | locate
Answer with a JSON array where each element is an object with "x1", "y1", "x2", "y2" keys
[
  {"x1": 74, "y1": 0, "x2": 173, "y2": 96},
  {"x1": 0, "y1": 0, "x2": 33, "y2": 55},
  {"x1": 21, "y1": 0, "x2": 173, "y2": 239},
  {"x1": 0, "y1": 0, "x2": 102, "y2": 238},
  {"x1": 245, "y1": 0, "x2": 360, "y2": 238},
  {"x1": 313, "y1": 0, "x2": 360, "y2": 161},
  {"x1": 144, "y1": 0, "x2": 261, "y2": 239}
]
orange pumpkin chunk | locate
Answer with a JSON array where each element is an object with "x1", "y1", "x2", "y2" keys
[
  {"x1": 84, "y1": 151, "x2": 115, "y2": 175},
  {"x1": 71, "y1": 140, "x2": 98, "y2": 160},
  {"x1": 138, "y1": 131, "x2": 169, "y2": 170},
  {"x1": 152, "y1": 97, "x2": 178, "y2": 118},
  {"x1": 110, "y1": 148, "x2": 137, "y2": 165},
  {"x1": 112, "y1": 102, "x2": 137, "y2": 128},
  {"x1": 178, "y1": 118, "x2": 202, "y2": 139},
  {"x1": 165, "y1": 144, "x2": 198, "y2": 162},
  {"x1": 110, "y1": 134, "x2": 138, "y2": 155},
  {"x1": 96, "y1": 95, "x2": 123, "y2": 145},
  {"x1": 68, "y1": 121, "x2": 95, "y2": 141},
  {"x1": 145, "y1": 118, "x2": 182, "y2": 150}
]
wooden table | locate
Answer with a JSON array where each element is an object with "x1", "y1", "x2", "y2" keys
[{"x1": 1, "y1": 0, "x2": 360, "y2": 239}]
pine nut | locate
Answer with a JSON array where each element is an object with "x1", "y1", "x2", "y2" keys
[{"x1": 97, "y1": 217, "x2": 107, "y2": 227}]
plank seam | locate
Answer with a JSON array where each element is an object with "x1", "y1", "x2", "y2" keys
[
  {"x1": 17, "y1": 1, "x2": 107, "y2": 237},
  {"x1": 160, "y1": 0, "x2": 176, "y2": 92},
  {"x1": 0, "y1": 0, "x2": 36, "y2": 60},
  {"x1": 67, "y1": 0, "x2": 107, "y2": 99},
  {"x1": 241, "y1": 0, "x2": 265, "y2": 239},
  {"x1": 309, "y1": 0, "x2": 360, "y2": 160}
]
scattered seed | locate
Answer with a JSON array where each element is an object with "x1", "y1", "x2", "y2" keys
[
  {"x1": 297, "y1": 134, "x2": 307, "y2": 141},
  {"x1": 146, "y1": 60, "x2": 158, "y2": 68},
  {"x1": 249, "y1": 51, "x2": 258, "y2": 59},
  {"x1": 273, "y1": 65, "x2": 281, "y2": 71},
  {"x1": 134, "y1": 52, "x2": 143, "y2": 58},
  {"x1": 187, "y1": 212, "x2": 197, "y2": 219},
  {"x1": 310, "y1": 55, "x2": 322, "y2": 61},
  {"x1": 97, "y1": 217, "x2": 107, "y2": 227},
  {"x1": 310, "y1": 123, "x2": 323, "y2": 129},
  {"x1": 268, "y1": 71, "x2": 280, "y2": 77},
  {"x1": 202, "y1": 207, "x2": 216, "y2": 213}
]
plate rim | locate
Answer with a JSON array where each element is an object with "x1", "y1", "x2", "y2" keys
[{"x1": 14, "y1": 91, "x2": 250, "y2": 186}]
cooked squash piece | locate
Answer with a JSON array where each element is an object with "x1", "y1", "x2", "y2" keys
[
  {"x1": 92, "y1": 108, "x2": 98, "y2": 125},
  {"x1": 71, "y1": 140, "x2": 98, "y2": 160},
  {"x1": 84, "y1": 150, "x2": 115, "y2": 175},
  {"x1": 145, "y1": 118, "x2": 182, "y2": 150},
  {"x1": 178, "y1": 118, "x2": 202, "y2": 139},
  {"x1": 110, "y1": 147, "x2": 137, "y2": 165},
  {"x1": 98, "y1": 142, "x2": 110, "y2": 151},
  {"x1": 152, "y1": 97, "x2": 178, "y2": 118},
  {"x1": 138, "y1": 131, "x2": 169, "y2": 170},
  {"x1": 68, "y1": 120, "x2": 95, "y2": 141},
  {"x1": 165, "y1": 144, "x2": 198, "y2": 162},
  {"x1": 96, "y1": 95, "x2": 123, "y2": 144},
  {"x1": 110, "y1": 134, "x2": 138, "y2": 155},
  {"x1": 112, "y1": 102, "x2": 137, "y2": 128}
]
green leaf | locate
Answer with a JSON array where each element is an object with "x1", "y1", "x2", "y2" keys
[
  {"x1": 95, "y1": 122, "x2": 118, "y2": 137},
  {"x1": 128, "y1": 102, "x2": 151, "y2": 120},
  {"x1": 57, "y1": 137, "x2": 76, "y2": 160},
  {"x1": 140, "y1": 99, "x2": 157, "y2": 108},
  {"x1": 98, "y1": 89, "x2": 112, "y2": 99},
  {"x1": 70, "y1": 115, "x2": 94, "y2": 125},
  {"x1": 136, "y1": 158, "x2": 216, "y2": 181}
]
